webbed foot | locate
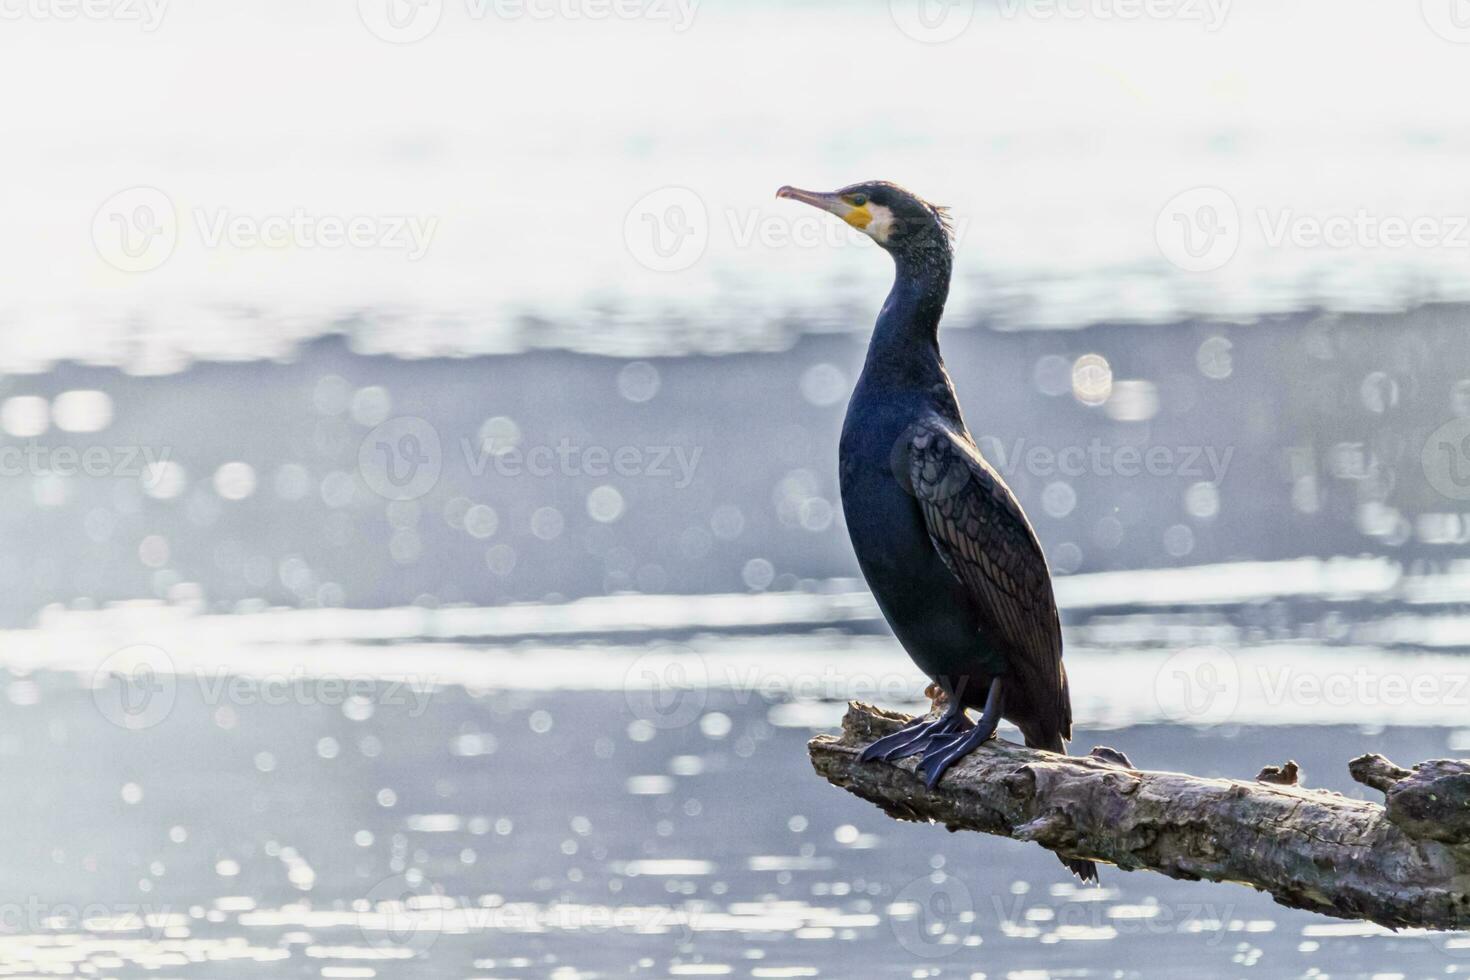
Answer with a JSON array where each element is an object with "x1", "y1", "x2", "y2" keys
[
  {"x1": 917, "y1": 677, "x2": 1005, "y2": 789},
  {"x1": 858, "y1": 704, "x2": 968, "y2": 763}
]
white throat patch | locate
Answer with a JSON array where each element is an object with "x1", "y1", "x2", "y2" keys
[{"x1": 864, "y1": 203, "x2": 897, "y2": 244}]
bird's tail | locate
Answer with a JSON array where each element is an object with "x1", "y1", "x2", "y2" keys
[
  {"x1": 1023, "y1": 728, "x2": 1099, "y2": 885},
  {"x1": 1061, "y1": 856, "x2": 1100, "y2": 884}
]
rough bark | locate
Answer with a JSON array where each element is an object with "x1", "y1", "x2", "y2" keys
[{"x1": 809, "y1": 702, "x2": 1470, "y2": 930}]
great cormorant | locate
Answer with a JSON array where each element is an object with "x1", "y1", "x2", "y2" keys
[{"x1": 777, "y1": 181, "x2": 1097, "y2": 883}]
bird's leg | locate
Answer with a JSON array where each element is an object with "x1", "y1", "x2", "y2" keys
[
  {"x1": 918, "y1": 676, "x2": 1005, "y2": 789},
  {"x1": 858, "y1": 683, "x2": 970, "y2": 764}
]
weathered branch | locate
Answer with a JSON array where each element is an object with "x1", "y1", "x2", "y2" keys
[{"x1": 809, "y1": 702, "x2": 1470, "y2": 930}]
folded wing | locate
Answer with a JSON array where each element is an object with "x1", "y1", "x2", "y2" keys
[{"x1": 906, "y1": 418, "x2": 1071, "y2": 745}]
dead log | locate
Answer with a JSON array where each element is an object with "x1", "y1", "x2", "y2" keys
[{"x1": 808, "y1": 702, "x2": 1470, "y2": 930}]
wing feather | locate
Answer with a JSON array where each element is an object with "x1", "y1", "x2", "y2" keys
[{"x1": 906, "y1": 418, "x2": 1071, "y2": 741}]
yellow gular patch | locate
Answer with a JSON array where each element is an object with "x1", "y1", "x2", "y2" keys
[
  {"x1": 842, "y1": 205, "x2": 873, "y2": 230},
  {"x1": 861, "y1": 204, "x2": 896, "y2": 244}
]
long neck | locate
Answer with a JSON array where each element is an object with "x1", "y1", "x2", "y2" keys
[{"x1": 860, "y1": 243, "x2": 954, "y2": 389}]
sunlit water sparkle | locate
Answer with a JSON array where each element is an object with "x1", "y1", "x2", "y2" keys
[{"x1": 0, "y1": 561, "x2": 1467, "y2": 976}]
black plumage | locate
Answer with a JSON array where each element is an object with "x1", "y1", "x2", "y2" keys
[
  {"x1": 905, "y1": 418, "x2": 1073, "y2": 749},
  {"x1": 777, "y1": 180, "x2": 1096, "y2": 882}
]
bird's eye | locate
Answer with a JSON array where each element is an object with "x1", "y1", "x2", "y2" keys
[{"x1": 850, "y1": 194, "x2": 868, "y2": 207}]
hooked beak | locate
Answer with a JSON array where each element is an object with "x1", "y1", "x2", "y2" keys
[
  {"x1": 777, "y1": 185, "x2": 874, "y2": 232},
  {"x1": 777, "y1": 185, "x2": 842, "y2": 212}
]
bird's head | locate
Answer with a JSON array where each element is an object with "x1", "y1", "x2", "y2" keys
[{"x1": 776, "y1": 180, "x2": 953, "y2": 259}]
